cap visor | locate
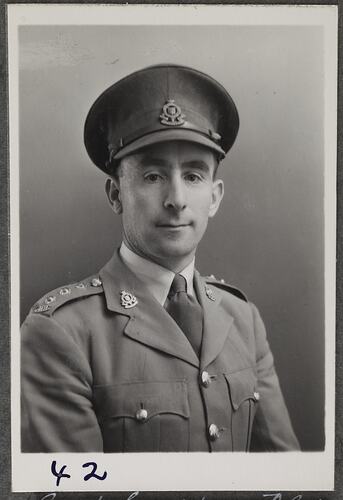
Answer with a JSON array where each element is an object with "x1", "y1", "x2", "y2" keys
[{"x1": 113, "y1": 129, "x2": 225, "y2": 160}]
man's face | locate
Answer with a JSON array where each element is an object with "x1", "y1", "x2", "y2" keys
[{"x1": 106, "y1": 141, "x2": 224, "y2": 271}]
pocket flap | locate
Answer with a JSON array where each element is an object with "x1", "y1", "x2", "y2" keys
[
  {"x1": 93, "y1": 380, "x2": 190, "y2": 421},
  {"x1": 225, "y1": 370, "x2": 258, "y2": 410}
]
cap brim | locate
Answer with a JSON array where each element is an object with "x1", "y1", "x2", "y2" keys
[{"x1": 113, "y1": 129, "x2": 225, "y2": 160}]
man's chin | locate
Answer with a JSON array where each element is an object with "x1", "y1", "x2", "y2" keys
[{"x1": 151, "y1": 241, "x2": 197, "y2": 262}]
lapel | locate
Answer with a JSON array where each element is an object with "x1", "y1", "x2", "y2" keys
[
  {"x1": 194, "y1": 271, "x2": 235, "y2": 369},
  {"x1": 99, "y1": 252, "x2": 199, "y2": 368}
]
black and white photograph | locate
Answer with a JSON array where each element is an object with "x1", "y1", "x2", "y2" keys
[{"x1": 8, "y1": 4, "x2": 337, "y2": 493}]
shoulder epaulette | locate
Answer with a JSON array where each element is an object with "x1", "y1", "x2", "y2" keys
[
  {"x1": 30, "y1": 275, "x2": 104, "y2": 316},
  {"x1": 205, "y1": 274, "x2": 248, "y2": 302}
]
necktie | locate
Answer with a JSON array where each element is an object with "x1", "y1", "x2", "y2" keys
[{"x1": 165, "y1": 274, "x2": 203, "y2": 357}]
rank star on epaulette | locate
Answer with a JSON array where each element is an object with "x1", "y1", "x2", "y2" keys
[
  {"x1": 206, "y1": 274, "x2": 216, "y2": 280},
  {"x1": 45, "y1": 295, "x2": 56, "y2": 305}
]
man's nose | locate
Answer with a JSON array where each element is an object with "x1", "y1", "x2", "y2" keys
[{"x1": 163, "y1": 175, "x2": 187, "y2": 211}]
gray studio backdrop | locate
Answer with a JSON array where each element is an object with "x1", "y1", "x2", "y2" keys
[{"x1": 19, "y1": 25, "x2": 324, "y2": 451}]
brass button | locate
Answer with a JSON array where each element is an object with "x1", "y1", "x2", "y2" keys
[
  {"x1": 59, "y1": 287, "x2": 71, "y2": 295},
  {"x1": 208, "y1": 423, "x2": 220, "y2": 441},
  {"x1": 201, "y1": 371, "x2": 211, "y2": 388},
  {"x1": 254, "y1": 391, "x2": 260, "y2": 401},
  {"x1": 135, "y1": 408, "x2": 148, "y2": 422}
]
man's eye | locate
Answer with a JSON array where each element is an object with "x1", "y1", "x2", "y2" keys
[
  {"x1": 144, "y1": 173, "x2": 162, "y2": 182},
  {"x1": 185, "y1": 173, "x2": 202, "y2": 183}
]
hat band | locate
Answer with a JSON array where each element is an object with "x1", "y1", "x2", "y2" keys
[{"x1": 109, "y1": 121, "x2": 222, "y2": 159}]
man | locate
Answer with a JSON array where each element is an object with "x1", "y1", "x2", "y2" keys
[{"x1": 21, "y1": 64, "x2": 299, "y2": 452}]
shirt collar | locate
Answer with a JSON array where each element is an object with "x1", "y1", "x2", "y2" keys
[{"x1": 119, "y1": 242, "x2": 195, "y2": 305}]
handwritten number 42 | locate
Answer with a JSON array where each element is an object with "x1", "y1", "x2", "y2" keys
[{"x1": 51, "y1": 460, "x2": 107, "y2": 486}]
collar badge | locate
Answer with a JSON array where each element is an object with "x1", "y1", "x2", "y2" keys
[
  {"x1": 160, "y1": 99, "x2": 186, "y2": 126},
  {"x1": 205, "y1": 286, "x2": 216, "y2": 301},
  {"x1": 120, "y1": 290, "x2": 138, "y2": 309}
]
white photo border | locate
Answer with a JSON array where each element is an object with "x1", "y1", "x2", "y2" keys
[{"x1": 8, "y1": 4, "x2": 337, "y2": 493}]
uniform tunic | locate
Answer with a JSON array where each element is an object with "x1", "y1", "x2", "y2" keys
[{"x1": 21, "y1": 250, "x2": 299, "y2": 452}]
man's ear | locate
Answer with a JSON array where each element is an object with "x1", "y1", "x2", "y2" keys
[
  {"x1": 208, "y1": 178, "x2": 224, "y2": 218},
  {"x1": 105, "y1": 177, "x2": 122, "y2": 214}
]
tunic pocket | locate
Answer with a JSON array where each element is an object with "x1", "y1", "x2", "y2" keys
[
  {"x1": 224, "y1": 369, "x2": 259, "y2": 451},
  {"x1": 93, "y1": 380, "x2": 190, "y2": 452}
]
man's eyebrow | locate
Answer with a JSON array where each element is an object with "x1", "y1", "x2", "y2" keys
[{"x1": 181, "y1": 160, "x2": 211, "y2": 172}]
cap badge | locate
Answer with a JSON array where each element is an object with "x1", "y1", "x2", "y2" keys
[
  {"x1": 120, "y1": 290, "x2": 138, "y2": 309},
  {"x1": 160, "y1": 99, "x2": 185, "y2": 126},
  {"x1": 205, "y1": 286, "x2": 216, "y2": 301}
]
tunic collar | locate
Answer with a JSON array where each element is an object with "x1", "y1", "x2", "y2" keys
[
  {"x1": 119, "y1": 242, "x2": 195, "y2": 305},
  {"x1": 100, "y1": 251, "x2": 232, "y2": 369}
]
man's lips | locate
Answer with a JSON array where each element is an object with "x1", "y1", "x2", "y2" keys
[{"x1": 156, "y1": 222, "x2": 192, "y2": 228}]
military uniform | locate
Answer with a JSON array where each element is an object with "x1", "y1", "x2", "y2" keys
[
  {"x1": 21, "y1": 250, "x2": 299, "y2": 452},
  {"x1": 21, "y1": 64, "x2": 300, "y2": 452}
]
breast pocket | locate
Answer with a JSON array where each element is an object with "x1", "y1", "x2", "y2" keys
[
  {"x1": 224, "y1": 369, "x2": 259, "y2": 451},
  {"x1": 93, "y1": 380, "x2": 190, "y2": 452}
]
